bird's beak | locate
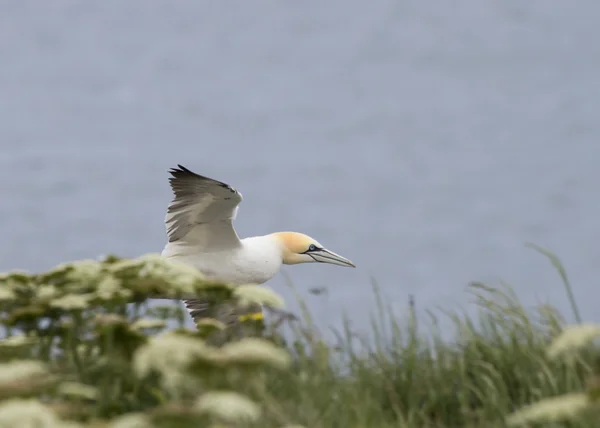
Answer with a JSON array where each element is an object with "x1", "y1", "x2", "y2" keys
[{"x1": 311, "y1": 248, "x2": 356, "y2": 268}]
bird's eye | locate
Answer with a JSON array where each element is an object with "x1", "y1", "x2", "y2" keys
[{"x1": 308, "y1": 244, "x2": 317, "y2": 251}]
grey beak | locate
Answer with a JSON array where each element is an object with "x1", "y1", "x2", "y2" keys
[{"x1": 310, "y1": 248, "x2": 356, "y2": 268}]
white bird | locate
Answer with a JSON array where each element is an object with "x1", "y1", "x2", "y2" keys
[{"x1": 161, "y1": 165, "x2": 355, "y2": 327}]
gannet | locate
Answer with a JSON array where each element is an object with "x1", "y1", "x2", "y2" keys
[{"x1": 161, "y1": 164, "x2": 355, "y2": 326}]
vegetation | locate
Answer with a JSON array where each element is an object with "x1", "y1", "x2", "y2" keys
[{"x1": 1, "y1": 248, "x2": 600, "y2": 427}]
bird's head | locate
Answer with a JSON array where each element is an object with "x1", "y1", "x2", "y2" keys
[{"x1": 272, "y1": 232, "x2": 356, "y2": 268}]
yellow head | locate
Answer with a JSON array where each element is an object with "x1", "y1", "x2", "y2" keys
[{"x1": 272, "y1": 232, "x2": 355, "y2": 268}]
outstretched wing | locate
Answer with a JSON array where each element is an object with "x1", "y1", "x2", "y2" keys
[{"x1": 165, "y1": 165, "x2": 243, "y2": 250}]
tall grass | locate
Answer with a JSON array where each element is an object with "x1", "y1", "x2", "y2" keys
[{"x1": 0, "y1": 249, "x2": 599, "y2": 427}]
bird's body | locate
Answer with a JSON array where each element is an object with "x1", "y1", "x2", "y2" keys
[
  {"x1": 160, "y1": 165, "x2": 355, "y2": 328},
  {"x1": 162, "y1": 234, "x2": 283, "y2": 286}
]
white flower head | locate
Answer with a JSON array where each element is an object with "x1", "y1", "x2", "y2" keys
[
  {"x1": 131, "y1": 254, "x2": 207, "y2": 296},
  {"x1": 221, "y1": 338, "x2": 291, "y2": 370},
  {"x1": 0, "y1": 288, "x2": 16, "y2": 302},
  {"x1": 195, "y1": 391, "x2": 261, "y2": 423},
  {"x1": 96, "y1": 275, "x2": 132, "y2": 300},
  {"x1": 49, "y1": 294, "x2": 93, "y2": 310},
  {"x1": 108, "y1": 413, "x2": 154, "y2": 428},
  {"x1": 0, "y1": 399, "x2": 80, "y2": 428},
  {"x1": 233, "y1": 285, "x2": 284, "y2": 309},
  {"x1": 57, "y1": 382, "x2": 98, "y2": 400},
  {"x1": 49, "y1": 259, "x2": 104, "y2": 285},
  {"x1": 36, "y1": 285, "x2": 58, "y2": 301},
  {"x1": 506, "y1": 392, "x2": 591, "y2": 425},
  {"x1": 196, "y1": 318, "x2": 226, "y2": 331},
  {"x1": 131, "y1": 318, "x2": 167, "y2": 331},
  {"x1": 547, "y1": 323, "x2": 600, "y2": 360},
  {"x1": 0, "y1": 335, "x2": 37, "y2": 349},
  {"x1": 0, "y1": 361, "x2": 48, "y2": 387},
  {"x1": 133, "y1": 333, "x2": 219, "y2": 393}
]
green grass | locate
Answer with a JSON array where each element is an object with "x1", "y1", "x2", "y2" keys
[{"x1": 0, "y1": 249, "x2": 599, "y2": 427}]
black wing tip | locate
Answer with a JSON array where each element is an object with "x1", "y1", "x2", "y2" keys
[
  {"x1": 168, "y1": 164, "x2": 194, "y2": 177},
  {"x1": 167, "y1": 164, "x2": 236, "y2": 193},
  {"x1": 168, "y1": 164, "x2": 208, "y2": 183}
]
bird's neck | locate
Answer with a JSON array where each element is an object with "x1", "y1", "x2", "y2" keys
[
  {"x1": 244, "y1": 232, "x2": 306, "y2": 265},
  {"x1": 240, "y1": 234, "x2": 284, "y2": 258}
]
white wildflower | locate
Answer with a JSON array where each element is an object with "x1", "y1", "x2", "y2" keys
[
  {"x1": 131, "y1": 318, "x2": 167, "y2": 331},
  {"x1": 94, "y1": 313, "x2": 127, "y2": 326},
  {"x1": 133, "y1": 333, "x2": 219, "y2": 393},
  {"x1": 0, "y1": 361, "x2": 47, "y2": 386},
  {"x1": 2, "y1": 271, "x2": 31, "y2": 284},
  {"x1": 49, "y1": 294, "x2": 93, "y2": 310},
  {"x1": 109, "y1": 413, "x2": 154, "y2": 428},
  {"x1": 67, "y1": 259, "x2": 104, "y2": 282},
  {"x1": 221, "y1": 338, "x2": 291, "y2": 370},
  {"x1": 133, "y1": 254, "x2": 206, "y2": 296},
  {"x1": 57, "y1": 382, "x2": 98, "y2": 400},
  {"x1": 196, "y1": 318, "x2": 226, "y2": 331},
  {"x1": 96, "y1": 275, "x2": 131, "y2": 300},
  {"x1": 506, "y1": 392, "x2": 591, "y2": 425},
  {"x1": 134, "y1": 333, "x2": 217, "y2": 376},
  {"x1": 0, "y1": 335, "x2": 37, "y2": 348},
  {"x1": 234, "y1": 285, "x2": 284, "y2": 309},
  {"x1": 37, "y1": 285, "x2": 58, "y2": 300},
  {"x1": 195, "y1": 391, "x2": 261, "y2": 423},
  {"x1": 48, "y1": 259, "x2": 103, "y2": 284},
  {"x1": 0, "y1": 288, "x2": 15, "y2": 302},
  {"x1": 0, "y1": 399, "x2": 64, "y2": 428},
  {"x1": 547, "y1": 323, "x2": 600, "y2": 359}
]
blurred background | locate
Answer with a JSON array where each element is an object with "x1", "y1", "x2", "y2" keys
[{"x1": 1, "y1": 1, "x2": 599, "y2": 337}]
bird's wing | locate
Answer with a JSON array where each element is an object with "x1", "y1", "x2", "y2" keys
[
  {"x1": 165, "y1": 165, "x2": 243, "y2": 250},
  {"x1": 184, "y1": 299, "x2": 260, "y2": 324},
  {"x1": 184, "y1": 299, "x2": 263, "y2": 344}
]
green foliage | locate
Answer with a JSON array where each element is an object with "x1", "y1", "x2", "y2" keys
[
  {"x1": 0, "y1": 254, "x2": 294, "y2": 428},
  {"x1": 0, "y1": 248, "x2": 599, "y2": 427}
]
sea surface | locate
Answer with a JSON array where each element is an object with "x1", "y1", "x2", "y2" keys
[{"x1": 1, "y1": 1, "x2": 599, "y2": 337}]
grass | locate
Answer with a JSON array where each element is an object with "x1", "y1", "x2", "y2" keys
[{"x1": 0, "y1": 248, "x2": 599, "y2": 427}]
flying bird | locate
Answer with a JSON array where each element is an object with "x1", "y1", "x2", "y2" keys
[{"x1": 161, "y1": 165, "x2": 355, "y2": 330}]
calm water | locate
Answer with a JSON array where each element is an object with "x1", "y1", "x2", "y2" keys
[{"x1": 1, "y1": 1, "x2": 599, "y2": 335}]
